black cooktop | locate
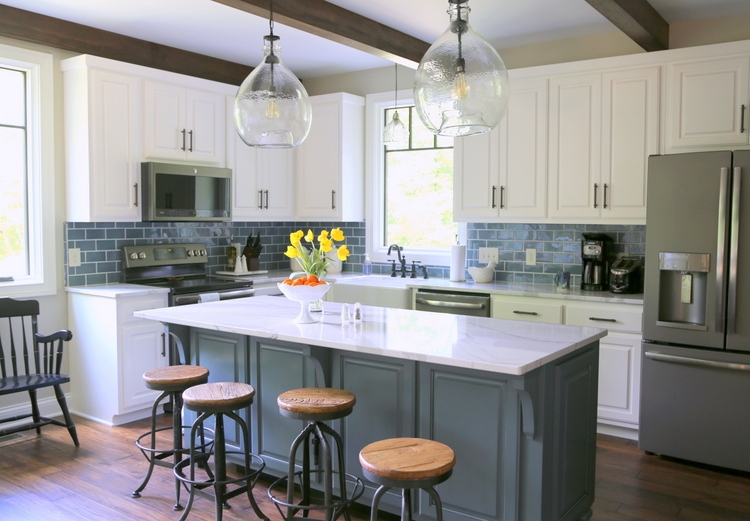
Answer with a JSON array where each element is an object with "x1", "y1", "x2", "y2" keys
[{"x1": 145, "y1": 275, "x2": 252, "y2": 295}]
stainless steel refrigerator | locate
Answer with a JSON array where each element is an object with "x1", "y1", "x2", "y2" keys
[{"x1": 640, "y1": 150, "x2": 750, "y2": 472}]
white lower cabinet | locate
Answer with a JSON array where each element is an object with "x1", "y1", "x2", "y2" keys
[
  {"x1": 492, "y1": 294, "x2": 643, "y2": 437},
  {"x1": 68, "y1": 290, "x2": 169, "y2": 426}
]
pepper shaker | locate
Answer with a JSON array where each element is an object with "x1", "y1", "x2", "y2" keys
[{"x1": 353, "y1": 302, "x2": 362, "y2": 322}]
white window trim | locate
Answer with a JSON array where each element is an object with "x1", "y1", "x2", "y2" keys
[
  {"x1": 0, "y1": 44, "x2": 56, "y2": 297},
  {"x1": 365, "y1": 90, "x2": 465, "y2": 267}
]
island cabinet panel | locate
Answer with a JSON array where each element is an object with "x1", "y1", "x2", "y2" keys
[
  {"x1": 248, "y1": 339, "x2": 332, "y2": 475},
  {"x1": 543, "y1": 344, "x2": 599, "y2": 521},
  {"x1": 188, "y1": 330, "x2": 249, "y2": 453},
  {"x1": 332, "y1": 352, "x2": 416, "y2": 510},
  {"x1": 418, "y1": 364, "x2": 509, "y2": 521}
]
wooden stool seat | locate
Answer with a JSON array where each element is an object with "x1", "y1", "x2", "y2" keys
[
  {"x1": 182, "y1": 382, "x2": 255, "y2": 414},
  {"x1": 359, "y1": 438, "x2": 455, "y2": 481},
  {"x1": 143, "y1": 365, "x2": 209, "y2": 391},
  {"x1": 359, "y1": 438, "x2": 455, "y2": 521},
  {"x1": 277, "y1": 387, "x2": 356, "y2": 416}
]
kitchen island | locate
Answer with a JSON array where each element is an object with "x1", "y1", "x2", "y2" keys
[{"x1": 136, "y1": 296, "x2": 607, "y2": 521}]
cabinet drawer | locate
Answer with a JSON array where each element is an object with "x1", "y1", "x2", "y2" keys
[
  {"x1": 565, "y1": 303, "x2": 642, "y2": 333},
  {"x1": 492, "y1": 298, "x2": 563, "y2": 324}
]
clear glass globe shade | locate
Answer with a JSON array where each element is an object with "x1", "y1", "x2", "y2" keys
[
  {"x1": 414, "y1": 4, "x2": 509, "y2": 137},
  {"x1": 383, "y1": 111, "x2": 408, "y2": 144},
  {"x1": 234, "y1": 39, "x2": 312, "y2": 148}
]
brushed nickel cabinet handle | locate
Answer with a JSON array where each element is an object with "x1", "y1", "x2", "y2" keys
[
  {"x1": 181, "y1": 129, "x2": 186, "y2": 151},
  {"x1": 589, "y1": 317, "x2": 616, "y2": 322},
  {"x1": 741, "y1": 104, "x2": 746, "y2": 134},
  {"x1": 258, "y1": 190, "x2": 263, "y2": 209},
  {"x1": 500, "y1": 186, "x2": 505, "y2": 209},
  {"x1": 332, "y1": 190, "x2": 336, "y2": 209},
  {"x1": 161, "y1": 332, "x2": 166, "y2": 357},
  {"x1": 134, "y1": 183, "x2": 138, "y2": 207},
  {"x1": 513, "y1": 310, "x2": 539, "y2": 316},
  {"x1": 491, "y1": 185, "x2": 497, "y2": 208},
  {"x1": 594, "y1": 183, "x2": 599, "y2": 208},
  {"x1": 603, "y1": 183, "x2": 608, "y2": 209},
  {"x1": 264, "y1": 190, "x2": 269, "y2": 209},
  {"x1": 188, "y1": 130, "x2": 193, "y2": 152}
]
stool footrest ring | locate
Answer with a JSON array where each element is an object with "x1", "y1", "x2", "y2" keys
[
  {"x1": 134, "y1": 425, "x2": 214, "y2": 458},
  {"x1": 268, "y1": 469, "x2": 364, "y2": 520},
  {"x1": 173, "y1": 451, "x2": 265, "y2": 490}
]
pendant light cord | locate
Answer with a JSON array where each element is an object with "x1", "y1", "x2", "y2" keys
[
  {"x1": 394, "y1": 63, "x2": 398, "y2": 109},
  {"x1": 269, "y1": 0, "x2": 274, "y2": 39}
]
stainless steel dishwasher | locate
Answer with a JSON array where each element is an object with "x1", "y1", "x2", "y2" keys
[{"x1": 414, "y1": 290, "x2": 491, "y2": 317}]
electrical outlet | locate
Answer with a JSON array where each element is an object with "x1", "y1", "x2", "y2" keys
[
  {"x1": 526, "y1": 248, "x2": 537, "y2": 266},
  {"x1": 478, "y1": 247, "x2": 499, "y2": 264},
  {"x1": 69, "y1": 248, "x2": 82, "y2": 267}
]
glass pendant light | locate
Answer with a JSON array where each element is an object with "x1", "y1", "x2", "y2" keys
[
  {"x1": 383, "y1": 63, "x2": 409, "y2": 145},
  {"x1": 234, "y1": 0, "x2": 312, "y2": 148},
  {"x1": 414, "y1": 0, "x2": 509, "y2": 137}
]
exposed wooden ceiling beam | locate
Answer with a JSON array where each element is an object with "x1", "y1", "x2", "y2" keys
[
  {"x1": 0, "y1": 4, "x2": 252, "y2": 85},
  {"x1": 212, "y1": 0, "x2": 430, "y2": 69},
  {"x1": 585, "y1": 0, "x2": 669, "y2": 51}
]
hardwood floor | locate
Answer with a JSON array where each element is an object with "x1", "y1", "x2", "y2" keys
[{"x1": 0, "y1": 415, "x2": 748, "y2": 520}]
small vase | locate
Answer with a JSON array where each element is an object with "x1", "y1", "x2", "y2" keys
[{"x1": 309, "y1": 298, "x2": 324, "y2": 314}]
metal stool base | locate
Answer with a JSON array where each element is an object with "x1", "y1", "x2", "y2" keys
[{"x1": 268, "y1": 469, "x2": 364, "y2": 521}]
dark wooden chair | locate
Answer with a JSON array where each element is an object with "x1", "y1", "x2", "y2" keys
[{"x1": 0, "y1": 297, "x2": 79, "y2": 446}]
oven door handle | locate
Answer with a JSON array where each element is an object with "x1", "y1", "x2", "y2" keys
[
  {"x1": 173, "y1": 288, "x2": 255, "y2": 306},
  {"x1": 415, "y1": 298, "x2": 486, "y2": 310}
]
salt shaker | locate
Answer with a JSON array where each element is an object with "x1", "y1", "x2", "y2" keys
[
  {"x1": 353, "y1": 302, "x2": 362, "y2": 322},
  {"x1": 341, "y1": 303, "x2": 350, "y2": 324}
]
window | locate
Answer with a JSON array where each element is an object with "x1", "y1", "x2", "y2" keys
[
  {"x1": 366, "y1": 90, "x2": 465, "y2": 266},
  {"x1": 0, "y1": 44, "x2": 55, "y2": 296}
]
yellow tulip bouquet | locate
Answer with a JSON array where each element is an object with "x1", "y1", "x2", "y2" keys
[{"x1": 284, "y1": 228, "x2": 350, "y2": 277}]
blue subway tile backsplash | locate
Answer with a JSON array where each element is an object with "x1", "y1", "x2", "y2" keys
[{"x1": 64, "y1": 221, "x2": 645, "y2": 287}]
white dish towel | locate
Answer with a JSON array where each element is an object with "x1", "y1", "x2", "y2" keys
[{"x1": 198, "y1": 292, "x2": 220, "y2": 303}]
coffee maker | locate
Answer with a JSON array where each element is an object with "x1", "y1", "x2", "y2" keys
[{"x1": 581, "y1": 233, "x2": 613, "y2": 291}]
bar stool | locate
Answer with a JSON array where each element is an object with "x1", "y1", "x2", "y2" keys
[
  {"x1": 268, "y1": 388, "x2": 364, "y2": 521},
  {"x1": 359, "y1": 438, "x2": 455, "y2": 521},
  {"x1": 173, "y1": 382, "x2": 269, "y2": 521},
  {"x1": 132, "y1": 364, "x2": 210, "y2": 510}
]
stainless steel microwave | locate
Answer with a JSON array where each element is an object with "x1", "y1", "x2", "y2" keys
[{"x1": 141, "y1": 162, "x2": 232, "y2": 222}]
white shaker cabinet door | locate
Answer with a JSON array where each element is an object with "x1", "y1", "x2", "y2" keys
[
  {"x1": 453, "y1": 130, "x2": 496, "y2": 220},
  {"x1": 143, "y1": 79, "x2": 225, "y2": 165},
  {"x1": 498, "y1": 77, "x2": 548, "y2": 219},
  {"x1": 600, "y1": 66, "x2": 659, "y2": 221},
  {"x1": 548, "y1": 73, "x2": 602, "y2": 220},
  {"x1": 666, "y1": 56, "x2": 750, "y2": 151},
  {"x1": 597, "y1": 332, "x2": 642, "y2": 427}
]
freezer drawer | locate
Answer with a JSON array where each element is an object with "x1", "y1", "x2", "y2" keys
[{"x1": 639, "y1": 343, "x2": 750, "y2": 472}]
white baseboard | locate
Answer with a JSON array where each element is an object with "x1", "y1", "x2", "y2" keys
[
  {"x1": 597, "y1": 421, "x2": 639, "y2": 441},
  {"x1": 71, "y1": 407, "x2": 153, "y2": 427}
]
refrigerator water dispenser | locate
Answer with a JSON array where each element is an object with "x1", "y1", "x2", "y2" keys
[{"x1": 656, "y1": 252, "x2": 710, "y2": 330}]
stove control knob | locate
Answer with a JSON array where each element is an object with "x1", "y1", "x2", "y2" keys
[
  {"x1": 187, "y1": 250, "x2": 195, "y2": 257},
  {"x1": 200, "y1": 249, "x2": 207, "y2": 256},
  {"x1": 129, "y1": 252, "x2": 138, "y2": 260},
  {"x1": 138, "y1": 252, "x2": 147, "y2": 259}
]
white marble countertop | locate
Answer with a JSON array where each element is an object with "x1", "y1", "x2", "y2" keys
[
  {"x1": 135, "y1": 295, "x2": 607, "y2": 376},
  {"x1": 66, "y1": 283, "x2": 170, "y2": 298},
  {"x1": 237, "y1": 271, "x2": 643, "y2": 304}
]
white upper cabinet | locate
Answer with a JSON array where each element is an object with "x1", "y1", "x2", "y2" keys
[
  {"x1": 600, "y1": 66, "x2": 660, "y2": 220},
  {"x1": 666, "y1": 56, "x2": 750, "y2": 152},
  {"x1": 549, "y1": 67, "x2": 658, "y2": 222},
  {"x1": 548, "y1": 73, "x2": 602, "y2": 220},
  {"x1": 454, "y1": 77, "x2": 548, "y2": 221},
  {"x1": 143, "y1": 79, "x2": 226, "y2": 165},
  {"x1": 227, "y1": 96, "x2": 295, "y2": 221},
  {"x1": 62, "y1": 56, "x2": 142, "y2": 222},
  {"x1": 296, "y1": 93, "x2": 364, "y2": 221}
]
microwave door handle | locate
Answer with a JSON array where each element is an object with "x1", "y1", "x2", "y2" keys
[
  {"x1": 727, "y1": 166, "x2": 742, "y2": 334},
  {"x1": 715, "y1": 166, "x2": 730, "y2": 333}
]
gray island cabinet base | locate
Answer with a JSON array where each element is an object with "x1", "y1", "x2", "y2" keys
[{"x1": 136, "y1": 296, "x2": 604, "y2": 521}]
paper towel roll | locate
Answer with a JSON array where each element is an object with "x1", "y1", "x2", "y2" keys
[{"x1": 449, "y1": 244, "x2": 466, "y2": 282}]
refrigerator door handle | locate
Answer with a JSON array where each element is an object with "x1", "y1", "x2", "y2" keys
[
  {"x1": 715, "y1": 166, "x2": 730, "y2": 333},
  {"x1": 645, "y1": 351, "x2": 750, "y2": 372},
  {"x1": 727, "y1": 166, "x2": 741, "y2": 334}
]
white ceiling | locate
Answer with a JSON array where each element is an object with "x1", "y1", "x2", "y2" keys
[{"x1": 3, "y1": 0, "x2": 750, "y2": 78}]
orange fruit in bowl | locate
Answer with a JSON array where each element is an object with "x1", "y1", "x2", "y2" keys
[
  {"x1": 307, "y1": 274, "x2": 319, "y2": 284},
  {"x1": 282, "y1": 279, "x2": 293, "y2": 285}
]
